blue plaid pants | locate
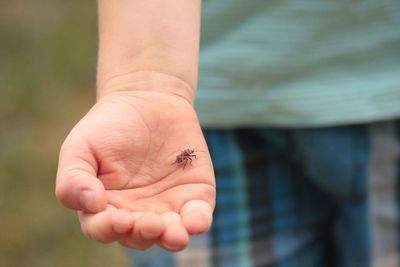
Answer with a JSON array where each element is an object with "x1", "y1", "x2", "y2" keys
[{"x1": 128, "y1": 121, "x2": 400, "y2": 267}]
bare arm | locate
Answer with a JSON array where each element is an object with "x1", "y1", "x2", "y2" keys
[
  {"x1": 97, "y1": 0, "x2": 201, "y2": 101},
  {"x1": 56, "y1": 0, "x2": 215, "y2": 251}
]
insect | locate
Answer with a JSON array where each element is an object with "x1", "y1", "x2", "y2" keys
[{"x1": 172, "y1": 148, "x2": 199, "y2": 169}]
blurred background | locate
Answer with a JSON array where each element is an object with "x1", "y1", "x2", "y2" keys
[{"x1": 0, "y1": 0, "x2": 127, "y2": 266}]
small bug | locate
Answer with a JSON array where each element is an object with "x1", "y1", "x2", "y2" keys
[{"x1": 172, "y1": 148, "x2": 199, "y2": 169}]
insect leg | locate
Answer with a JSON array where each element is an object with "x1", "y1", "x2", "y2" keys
[{"x1": 183, "y1": 158, "x2": 188, "y2": 170}]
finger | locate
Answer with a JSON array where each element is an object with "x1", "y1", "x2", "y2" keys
[
  {"x1": 119, "y1": 211, "x2": 166, "y2": 250},
  {"x1": 136, "y1": 211, "x2": 165, "y2": 240},
  {"x1": 56, "y1": 136, "x2": 106, "y2": 213},
  {"x1": 181, "y1": 200, "x2": 213, "y2": 235},
  {"x1": 159, "y1": 212, "x2": 189, "y2": 251},
  {"x1": 79, "y1": 207, "x2": 134, "y2": 244},
  {"x1": 56, "y1": 169, "x2": 107, "y2": 213}
]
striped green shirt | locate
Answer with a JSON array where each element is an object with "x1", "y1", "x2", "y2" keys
[{"x1": 196, "y1": 0, "x2": 400, "y2": 127}]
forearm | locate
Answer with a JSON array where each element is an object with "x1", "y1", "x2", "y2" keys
[{"x1": 97, "y1": 0, "x2": 201, "y2": 103}]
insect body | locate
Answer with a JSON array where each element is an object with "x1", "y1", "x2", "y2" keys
[{"x1": 172, "y1": 148, "x2": 198, "y2": 169}]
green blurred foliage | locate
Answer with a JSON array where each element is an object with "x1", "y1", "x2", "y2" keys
[{"x1": 0, "y1": 1, "x2": 127, "y2": 266}]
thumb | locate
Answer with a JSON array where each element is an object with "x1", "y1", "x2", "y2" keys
[{"x1": 56, "y1": 132, "x2": 106, "y2": 213}]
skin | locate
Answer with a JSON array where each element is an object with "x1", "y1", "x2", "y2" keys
[{"x1": 55, "y1": 0, "x2": 215, "y2": 251}]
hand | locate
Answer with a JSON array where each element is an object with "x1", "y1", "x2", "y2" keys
[{"x1": 55, "y1": 90, "x2": 215, "y2": 251}]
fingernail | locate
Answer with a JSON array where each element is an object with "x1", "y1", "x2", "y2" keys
[
  {"x1": 114, "y1": 223, "x2": 132, "y2": 234},
  {"x1": 141, "y1": 230, "x2": 161, "y2": 239},
  {"x1": 80, "y1": 190, "x2": 98, "y2": 212},
  {"x1": 161, "y1": 242, "x2": 184, "y2": 252},
  {"x1": 113, "y1": 212, "x2": 134, "y2": 234}
]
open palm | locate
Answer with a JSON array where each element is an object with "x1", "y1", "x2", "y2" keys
[{"x1": 56, "y1": 91, "x2": 215, "y2": 251}]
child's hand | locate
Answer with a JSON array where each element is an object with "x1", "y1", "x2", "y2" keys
[{"x1": 55, "y1": 90, "x2": 215, "y2": 251}]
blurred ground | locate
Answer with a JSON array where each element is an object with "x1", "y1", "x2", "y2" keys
[{"x1": 0, "y1": 1, "x2": 127, "y2": 266}]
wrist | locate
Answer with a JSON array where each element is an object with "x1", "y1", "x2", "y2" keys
[{"x1": 96, "y1": 70, "x2": 196, "y2": 105}]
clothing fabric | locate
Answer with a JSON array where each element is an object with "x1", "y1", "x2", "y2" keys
[
  {"x1": 128, "y1": 121, "x2": 400, "y2": 267},
  {"x1": 195, "y1": 0, "x2": 400, "y2": 127}
]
